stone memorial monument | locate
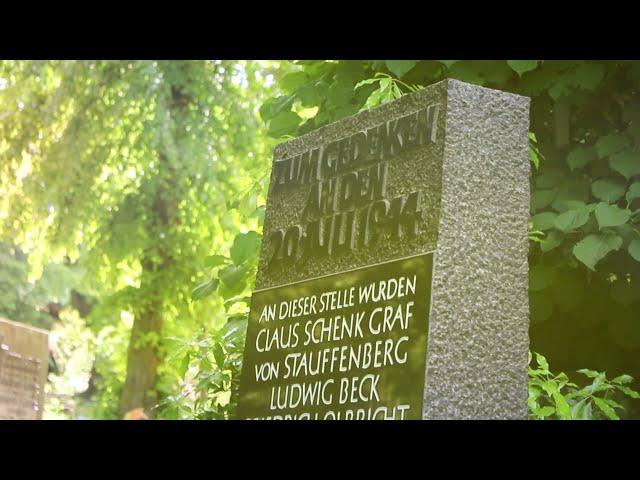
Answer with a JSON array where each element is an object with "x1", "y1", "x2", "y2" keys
[
  {"x1": 0, "y1": 318, "x2": 50, "y2": 419},
  {"x1": 237, "y1": 78, "x2": 531, "y2": 420}
]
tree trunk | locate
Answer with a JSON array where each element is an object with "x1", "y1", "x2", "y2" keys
[
  {"x1": 119, "y1": 178, "x2": 175, "y2": 418},
  {"x1": 119, "y1": 70, "x2": 188, "y2": 418},
  {"x1": 119, "y1": 300, "x2": 163, "y2": 416}
]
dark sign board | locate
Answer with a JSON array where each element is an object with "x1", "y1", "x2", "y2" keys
[{"x1": 237, "y1": 253, "x2": 433, "y2": 420}]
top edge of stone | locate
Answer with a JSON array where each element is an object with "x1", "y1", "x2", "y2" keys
[
  {"x1": 273, "y1": 78, "x2": 449, "y2": 159},
  {"x1": 446, "y1": 78, "x2": 531, "y2": 103},
  {"x1": 0, "y1": 317, "x2": 50, "y2": 336},
  {"x1": 273, "y1": 78, "x2": 529, "y2": 160}
]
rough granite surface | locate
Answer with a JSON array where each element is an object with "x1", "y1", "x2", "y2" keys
[
  {"x1": 255, "y1": 81, "x2": 447, "y2": 290},
  {"x1": 422, "y1": 79, "x2": 530, "y2": 419},
  {"x1": 253, "y1": 78, "x2": 530, "y2": 419}
]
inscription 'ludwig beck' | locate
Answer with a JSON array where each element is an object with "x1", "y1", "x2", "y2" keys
[{"x1": 267, "y1": 104, "x2": 440, "y2": 270}]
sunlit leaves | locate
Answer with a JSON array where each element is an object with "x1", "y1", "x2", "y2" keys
[
  {"x1": 219, "y1": 265, "x2": 247, "y2": 288},
  {"x1": 179, "y1": 352, "x2": 191, "y2": 378},
  {"x1": 529, "y1": 352, "x2": 639, "y2": 420},
  {"x1": 259, "y1": 94, "x2": 294, "y2": 122},
  {"x1": 191, "y1": 278, "x2": 219, "y2": 301},
  {"x1": 230, "y1": 231, "x2": 261, "y2": 267},
  {"x1": 280, "y1": 71, "x2": 309, "y2": 91},
  {"x1": 267, "y1": 110, "x2": 302, "y2": 138},
  {"x1": 204, "y1": 255, "x2": 230, "y2": 268}
]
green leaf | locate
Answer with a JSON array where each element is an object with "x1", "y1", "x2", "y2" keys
[
  {"x1": 531, "y1": 212, "x2": 557, "y2": 231},
  {"x1": 535, "y1": 352, "x2": 549, "y2": 372},
  {"x1": 596, "y1": 134, "x2": 630, "y2": 158},
  {"x1": 567, "y1": 146, "x2": 597, "y2": 171},
  {"x1": 507, "y1": 60, "x2": 539, "y2": 77},
  {"x1": 618, "y1": 386, "x2": 640, "y2": 399},
  {"x1": 530, "y1": 149, "x2": 540, "y2": 170},
  {"x1": 260, "y1": 95, "x2": 294, "y2": 122},
  {"x1": 551, "y1": 177, "x2": 591, "y2": 212},
  {"x1": 297, "y1": 84, "x2": 320, "y2": 106},
  {"x1": 223, "y1": 295, "x2": 251, "y2": 308},
  {"x1": 355, "y1": 78, "x2": 379, "y2": 89},
  {"x1": 581, "y1": 401, "x2": 593, "y2": 419},
  {"x1": 626, "y1": 182, "x2": 640, "y2": 202},
  {"x1": 385, "y1": 60, "x2": 417, "y2": 78},
  {"x1": 238, "y1": 189, "x2": 258, "y2": 217},
  {"x1": 573, "y1": 233, "x2": 623, "y2": 270},
  {"x1": 570, "y1": 398, "x2": 588, "y2": 419},
  {"x1": 628, "y1": 239, "x2": 640, "y2": 262},
  {"x1": 531, "y1": 190, "x2": 556, "y2": 211},
  {"x1": 437, "y1": 60, "x2": 459, "y2": 68},
  {"x1": 593, "y1": 396, "x2": 620, "y2": 420},
  {"x1": 604, "y1": 398, "x2": 624, "y2": 410},
  {"x1": 204, "y1": 255, "x2": 229, "y2": 268},
  {"x1": 179, "y1": 353, "x2": 190, "y2": 378},
  {"x1": 611, "y1": 374, "x2": 634, "y2": 385},
  {"x1": 572, "y1": 63, "x2": 606, "y2": 91},
  {"x1": 533, "y1": 406, "x2": 556, "y2": 418},
  {"x1": 219, "y1": 264, "x2": 247, "y2": 288},
  {"x1": 541, "y1": 380, "x2": 557, "y2": 397},
  {"x1": 328, "y1": 80, "x2": 355, "y2": 106},
  {"x1": 577, "y1": 368, "x2": 600, "y2": 378},
  {"x1": 230, "y1": 231, "x2": 261, "y2": 266},
  {"x1": 554, "y1": 208, "x2": 590, "y2": 232},
  {"x1": 280, "y1": 71, "x2": 309, "y2": 91},
  {"x1": 448, "y1": 61, "x2": 485, "y2": 86},
  {"x1": 610, "y1": 149, "x2": 640, "y2": 180},
  {"x1": 552, "y1": 391, "x2": 572, "y2": 419},
  {"x1": 594, "y1": 203, "x2": 631, "y2": 229},
  {"x1": 591, "y1": 179, "x2": 626, "y2": 202},
  {"x1": 268, "y1": 110, "x2": 302, "y2": 138},
  {"x1": 191, "y1": 278, "x2": 219, "y2": 301},
  {"x1": 212, "y1": 343, "x2": 225, "y2": 368},
  {"x1": 198, "y1": 356, "x2": 212, "y2": 373}
]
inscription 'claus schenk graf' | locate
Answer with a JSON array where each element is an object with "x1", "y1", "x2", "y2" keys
[{"x1": 267, "y1": 104, "x2": 440, "y2": 271}]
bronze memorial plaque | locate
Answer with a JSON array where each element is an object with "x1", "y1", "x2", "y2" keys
[{"x1": 0, "y1": 318, "x2": 50, "y2": 420}]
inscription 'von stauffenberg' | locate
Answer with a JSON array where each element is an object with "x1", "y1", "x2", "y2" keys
[{"x1": 267, "y1": 104, "x2": 440, "y2": 270}]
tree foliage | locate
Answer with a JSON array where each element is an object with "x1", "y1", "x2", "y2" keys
[
  {"x1": 0, "y1": 60, "x2": 277, "y2": 418},
  {"x1": 254, "y1": 59, "x2": 640, "y2": 418}
]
